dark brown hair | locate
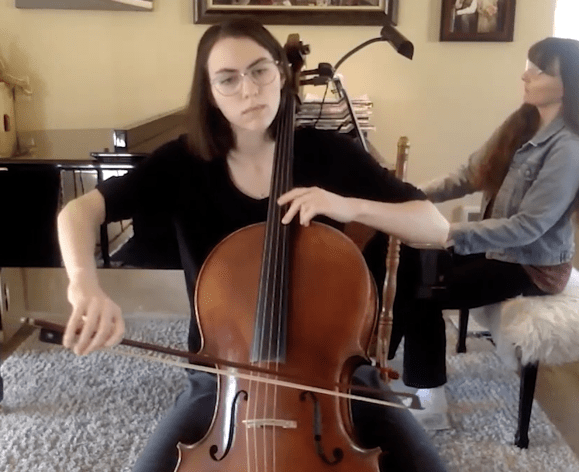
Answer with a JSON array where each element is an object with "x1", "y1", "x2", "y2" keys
[
  {"x1": 473, "y1": 103, "x2": 540, "y2": 195},
  {"x1": 184, "y1": 16, "x2": 293, "y2": 161},
  {"x1": 473, "y1": 37, "x2": 579, "y2": 196}
]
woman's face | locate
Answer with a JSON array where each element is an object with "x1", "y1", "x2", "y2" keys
[
  {"x1": 522, "y1": 59, "x2": 564, "y2": 110},
  {"x1": 206, "y1": 36, "x2": 283, "y2": 136}
]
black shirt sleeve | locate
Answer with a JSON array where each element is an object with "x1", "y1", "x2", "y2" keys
[
  {"x1": 96, "y1": 136, "x2": 193, "y2": 223},
  {"x1": 294, "y1": 128, "x2": 426, "y2": 204},
  {"x1": 294, "y1": 128, "x2": 427, "y2": 307}
]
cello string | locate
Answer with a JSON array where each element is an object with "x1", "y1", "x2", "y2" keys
[
  {"x1": 255, "y1": 90, "x2": 292, "y2": 468},
  {"x1": 266, "y1": 98, "x2": 281, "y2": 472},
  {"x1": 264, "y1": 89, "x2": 290, "y2": 472},
  {"x1": 247, "y1": 86, "x2": 288, "y2": 472},
  {"x1": 251, "y1": 84, "x2": 291, "y2": 472},
  {"x1": 254, "y1": 88, "x2": 292, "y2": 471},
  {"x1": 272, "y1": 89, "x2": 294, "y2": 471},
  {"x1": 271, "y1": 94, "x2": 287, "y2": 471}
]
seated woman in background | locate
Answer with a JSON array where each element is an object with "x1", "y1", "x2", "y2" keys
[{"x1": 389, "y1": 37, "x2": 579, "y2": 427}]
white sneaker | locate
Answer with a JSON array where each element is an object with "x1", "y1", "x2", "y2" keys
[{"x1": 409, "y1": 386, "x2": 450, "y2": 431}]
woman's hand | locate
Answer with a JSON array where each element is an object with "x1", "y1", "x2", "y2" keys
[
  {"x1": 278, "y1": 187, "x2": 357, "y2": 226},
  {"x1": 279, "y1": 188, "x2": 449, "y2": 247},
  {"x1": 63, "y1": 277, "x2": 125, "y2": 356}
]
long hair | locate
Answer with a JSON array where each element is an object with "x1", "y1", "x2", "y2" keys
[
  {"x1": 472, "y1": 104, "x2": 540, "y2": 196},
  {"x1": 184, "y1": 16, "x2": 293, "y2": 161},
  {"x1": 473, "y1": 37, "x2": 579, "y2": 196}
]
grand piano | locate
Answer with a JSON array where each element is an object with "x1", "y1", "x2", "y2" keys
[{"x1": 0, "y1": 108, "x2": 191, "y2": 395}]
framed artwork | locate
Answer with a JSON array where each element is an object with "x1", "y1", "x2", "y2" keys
[
  {"x1": 194, "y1": 0, "x2": 398, "y2": 26},
  {"x1": 440, "y1": 0, "x2": 516, "y2": 42},
  {"x1": 15, "y1": 0, "x2": 153, "y2": 11}
]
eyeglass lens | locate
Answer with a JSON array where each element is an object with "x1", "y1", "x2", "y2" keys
[
  {"x1": 213, "y1": 61, "x2": 278, "y2": 96},
  {"x1": 525, "y1": 60, "x2": 543, "y2": 76}
]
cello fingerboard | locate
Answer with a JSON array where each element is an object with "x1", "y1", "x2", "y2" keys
[{"x1": 250, "y1": 92, "x2": 295, "y2": 364}]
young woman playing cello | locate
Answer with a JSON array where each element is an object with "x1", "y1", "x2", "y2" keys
[{"x1": 57, "y1": 16, "x2": 449, "y2": 472}]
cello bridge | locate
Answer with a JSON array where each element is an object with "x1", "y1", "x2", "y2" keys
[{"x1": 242, "y1": 419, "x2": 297, "y2": 429}]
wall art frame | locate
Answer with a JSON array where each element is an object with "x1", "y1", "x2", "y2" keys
[
  {"x1": 194, "y1": 0, "x2": 398, "y2": 26},
  {"x1": 440, "y1": 0, "x2": 516, "y2": 42},
  {"x1": 15, "y1": 0, "x2": 153, "y2": 11}
]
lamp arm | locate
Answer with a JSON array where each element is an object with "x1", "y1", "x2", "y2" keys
[
  {"x1": 334, "y1": 23, "x2": 414, "y2": 72},
  {"x1": 334, "y1": 37, "x2": 384, "y2": 72}
]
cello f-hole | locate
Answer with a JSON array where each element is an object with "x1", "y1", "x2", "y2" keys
[
  {"x1": 300, "y1": 391, "x2": 344, "y2": 466},
  {"x1": 209, "y1": 390, "x2": 248, "y2": 461}
]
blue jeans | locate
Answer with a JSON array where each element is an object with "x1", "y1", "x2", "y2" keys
[
  {"x1": 132, "y1": 370, "x2": 217, "y2": 472},
  {"x1": 389, "y1": 246, "x2": 547, "y2": 388}
]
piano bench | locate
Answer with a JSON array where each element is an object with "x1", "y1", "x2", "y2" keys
[{"x1": 456, "y1": 267, "x2": 579, "y2": 448}]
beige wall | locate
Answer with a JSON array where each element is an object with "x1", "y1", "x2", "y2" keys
[
  {"x1": 2, "y1": 0, "x2": 556, "y2": 185},
  {"x1": 0, "y1": 0, "x2": 559, "y2": 315}
]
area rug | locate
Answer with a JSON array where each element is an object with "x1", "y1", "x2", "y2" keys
[
  {"x1": 1, "y1": 315, "x2": 578, "y2": 472},
  {"x1": 425, "y1": 322, "x2": 579, "y2": 472}
]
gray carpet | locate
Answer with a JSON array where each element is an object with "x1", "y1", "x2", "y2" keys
[
  {"x1": 422, "y1": 327, "x2": 579, "y2": 472},
  {"x1": 1, "y1": 315, "x2": 578, "y2": 472}
]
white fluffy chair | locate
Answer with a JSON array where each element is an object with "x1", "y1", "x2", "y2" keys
[{"x1": 457, "y1": 267, "x2": 579, "y2": 448}]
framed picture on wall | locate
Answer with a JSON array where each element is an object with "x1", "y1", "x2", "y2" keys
[
  {"x1": 440, "y1": 0, "x2": 516, "y2": 42},
  {"x1": 15, "y1": 0, "x2": 153, "y2": 11},
  {"x1": 193, "y1": 0, "x2": 398, "y2": 26}
]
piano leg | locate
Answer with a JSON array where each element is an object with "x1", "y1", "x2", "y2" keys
[
  {"x1": 456, "y1": 308, "x2": 470, "y2": 353},
  {"x1": 96, "y1": 168, "x2": 111, "y2": 267}
]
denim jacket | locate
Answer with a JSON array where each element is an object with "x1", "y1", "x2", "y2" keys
[{"x1": 420, "y1": 116, "x2": 579, "y2": 265}]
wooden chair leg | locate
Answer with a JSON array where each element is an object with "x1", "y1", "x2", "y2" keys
[
  {"x1": 456, "y1": 308, "x2": 469, "y2": 353},
  {"x1": 515, "y1": 361, "x2": 539, "y2": 449}
]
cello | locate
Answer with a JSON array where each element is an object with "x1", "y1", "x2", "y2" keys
[{"x1": 174, "y1": 35, "x2": 382, "y2": 472}]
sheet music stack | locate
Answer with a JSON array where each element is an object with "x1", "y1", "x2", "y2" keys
[{"x1": 296, "y1": 93, "x2": 374, "y2": 134}]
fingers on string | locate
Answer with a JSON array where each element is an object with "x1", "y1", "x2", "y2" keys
[
  {"x1": 277, "y1": 187, "x2": 309, "y2": 205},
  {"x1": 293, "y1": 194, "x2": 318, "y2": 226},
  {"x1": 300, "y1": 205, "x2": 316, "y2": 226},
  {"x1": 281, "y1": 200, "x2": 302, "y2": 224},
  {"x1": 281, "y1": 192, "x2": 317, "y2": 226}
]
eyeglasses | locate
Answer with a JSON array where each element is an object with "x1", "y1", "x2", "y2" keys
[
  {"x1": 525, "y1": 60, "x2": 545, "y2": 78},
  {"x1": 211, "y1": 60, "x2": 280, "y2": 96}
]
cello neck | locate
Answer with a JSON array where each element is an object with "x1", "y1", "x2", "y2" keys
[
  {"x1": 250, "y1": 34, "x2": 306, "y2": 364},
  {"x1": 250, "y1": 87, "x2": 296, "y2": 364}
]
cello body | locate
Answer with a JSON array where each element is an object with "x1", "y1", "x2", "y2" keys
[{"x1": 175, "y1": 222, "x2": 381, "y2": 471}]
